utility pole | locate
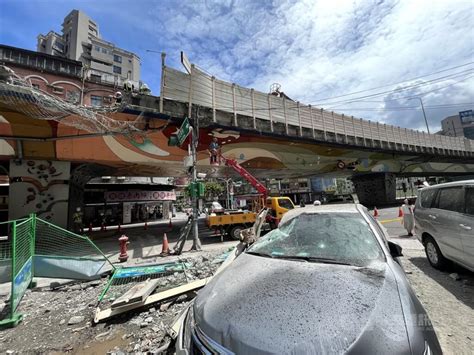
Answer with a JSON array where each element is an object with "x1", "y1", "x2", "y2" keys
[
  {"x1": 190, "y1": 106, "x2": 202, "y2": 251},
  {"x1": 409, "y1": 97, "x2": 430, "y2": 134}
]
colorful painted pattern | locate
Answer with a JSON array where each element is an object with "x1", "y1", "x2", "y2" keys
[{"x1": 0, "y1": 98, "x2": 473, "y2": 179}]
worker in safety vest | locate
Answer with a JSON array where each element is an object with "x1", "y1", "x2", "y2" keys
[{"x1": 72, "y1": 207, "x2": 83, "y2": 234}]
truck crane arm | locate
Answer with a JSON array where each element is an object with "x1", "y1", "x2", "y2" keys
[{"x1": 219, "y1": 155, "x2": 268, "y2": 199}]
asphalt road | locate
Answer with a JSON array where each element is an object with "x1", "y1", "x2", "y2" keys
[{"x1": 378, "y1": 206, "x2": 474, "y2": 354}]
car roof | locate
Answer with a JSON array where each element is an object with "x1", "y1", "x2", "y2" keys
[
  {"x1": 280, "y1": 203, "x2": 364, "y2": 224},
  {"x1": 420, "y1": 179, "x2": 474, "y2": 190}
]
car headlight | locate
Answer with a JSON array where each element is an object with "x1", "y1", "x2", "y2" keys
[{"x1": 423, "y1": 341, "x2": 432, "y2": 355}]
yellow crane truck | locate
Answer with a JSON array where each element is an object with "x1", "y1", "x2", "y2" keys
[{"x1": 206, "y1": 155, "x2": 295, "y2": 239}]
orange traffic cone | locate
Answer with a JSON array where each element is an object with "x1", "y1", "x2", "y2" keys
[
  {"x1": 398, "y1": 207, "x2": 404, "y2": 217},
  {"x1": 160, "y1": 233, "x2": 170, "y2": 256},
  {"x1": 373, "y1": 207, "x2": 379, "y2": 218}
]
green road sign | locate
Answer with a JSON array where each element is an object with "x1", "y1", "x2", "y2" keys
[{"x1": 176, "y1": 117, "x2": 191, "y2": 146}]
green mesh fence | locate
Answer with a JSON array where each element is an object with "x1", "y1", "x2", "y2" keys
[
  {"x1": 34, "y1": 218, "x2": 114, "y2": 279},
  {"x1": 11, "y1": 217, "x2": 35, "y2": 314},
  {"x1": 1, "y1": 215, "x2": 114, "y2": 328},
  {"x1": 36, "y1": 218, "x2": 105, "y2": 259},
  {"x1": 0, "y1": 216, "x2": 35, "y2": 329},
  {"x1": 98, "y1": 262, "x2": 190, "y2": 309}
]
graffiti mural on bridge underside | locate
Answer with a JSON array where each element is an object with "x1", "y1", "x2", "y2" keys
[{"x1": 0, "y1": 108, "x2": 473, "y2": 178}]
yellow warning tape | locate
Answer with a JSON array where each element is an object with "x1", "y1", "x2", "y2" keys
[{"x1": 379, "y1": 217, "x2": 402, "y2": 224}]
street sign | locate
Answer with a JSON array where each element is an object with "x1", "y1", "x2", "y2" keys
[
  {"x1": 176, "y1": 117, "x2": 192, "y2": 146},
  {"x1": 181, "y1": 51, "x2": 192, "y2": 74}
]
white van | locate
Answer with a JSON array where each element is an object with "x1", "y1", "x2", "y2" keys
[{"x1": 414, "y1": 180, "x2": 474, "y2": 271}]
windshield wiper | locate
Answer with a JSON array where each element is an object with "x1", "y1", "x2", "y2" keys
[
  {"x1": 271, "y1": 255, "x2": 352, "y2": 266},
  {"x1": 246, "y1": 251, "x2": 274, "y2": 259}
]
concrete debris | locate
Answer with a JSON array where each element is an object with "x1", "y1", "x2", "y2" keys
[
  {"x1": 95, "y1": 330, "x2": 111, "y2": 339},
  {"x1": 0, "y1": 248, "x2": 230, "y2": 354},
  {"x1": 159, "y1": 302, "x2": 171, "y2": 312},
  {"x1": 449, "y1": 273, "x2": 460, "y2": 281},
  {"x1": 68, "y1": 315, "x2": 85, "y2": 325}
]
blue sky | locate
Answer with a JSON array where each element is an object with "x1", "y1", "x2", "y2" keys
[{"x1": 1, "y1": 0, "x2": 473, "y2": 131}]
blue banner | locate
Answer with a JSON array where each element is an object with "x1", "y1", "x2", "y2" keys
[{"x1": 12, "y1": 257, "x2": 32, "y2": 312}]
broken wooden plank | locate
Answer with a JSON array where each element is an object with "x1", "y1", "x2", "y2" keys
[
  {"x1": 111, "y1": 278, "x2": 160, "y2": 309},
  {"x1": 94, "y1": 277, "x2": 212, "y2": 323}
]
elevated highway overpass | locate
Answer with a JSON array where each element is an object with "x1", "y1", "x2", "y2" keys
[{"x1": 0, "y1": 57, "x2": 473, "y2": 226}]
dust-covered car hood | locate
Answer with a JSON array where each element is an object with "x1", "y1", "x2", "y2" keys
[{"x1": 193, "y1": 253, "x2": 411, "y2": 354}]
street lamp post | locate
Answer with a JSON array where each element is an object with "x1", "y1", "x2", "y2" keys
[{"x1": 409, "y1": 97, "x2": 430, "y2": 134}]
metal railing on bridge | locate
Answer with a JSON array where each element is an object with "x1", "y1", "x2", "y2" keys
[{"x1": 160, "y1": 60, "x2": 472, "y2": 157}]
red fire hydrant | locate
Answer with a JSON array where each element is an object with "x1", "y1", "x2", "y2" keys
[{"x1": 118, "y1": 234, "x2": 129, "y2": 263}]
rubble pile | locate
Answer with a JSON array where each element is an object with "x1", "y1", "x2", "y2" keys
[{"x1": 0, "y1": 247, "x2": 231, "y2": 354}]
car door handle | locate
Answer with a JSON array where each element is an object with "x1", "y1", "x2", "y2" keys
[
  {"x1": 460, "y1": 224, "x2": 472, "y2": 230},
  {"x1": 428, "y1": 215, "x2": 437, "y2": 220}
]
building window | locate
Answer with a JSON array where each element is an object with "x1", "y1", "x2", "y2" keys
[
  {"x1": 90, "y1": 95, "x2": 103, "y2": 107},
  {"x1": 113, "y1": 54, "x2": 122, "y2": 63},
  {"x1": 113, "y1": 65, "x2": 122, "y2": 74},
  {"x1": 299, "y1": 182, "x2": 308, "y2": 188},
  {"x1": 94, "y1": 45, "x2": 100, "y2": 52},
  {"x1": 101, "y1": 48, "x2": 108, "y2": 54},
  {"x1": 90, "y1": 74, "x2": 101, "y2": 83},
  {"x1": 129, "y1": 59, "x2": 132, "y2": 63}
]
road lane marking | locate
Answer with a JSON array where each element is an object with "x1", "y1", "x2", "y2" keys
[{"x1": 379, "y1": 217, "x2": 402, "y2": 224}]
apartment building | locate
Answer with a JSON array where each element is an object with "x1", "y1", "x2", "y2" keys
[{"x1": 37, "y1": 9, "x2": 140, "y2": 85}]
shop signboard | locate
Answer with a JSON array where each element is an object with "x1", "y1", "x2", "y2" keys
[{"x1": 105, "y1": 190, "x2": 176, "y2": 202}]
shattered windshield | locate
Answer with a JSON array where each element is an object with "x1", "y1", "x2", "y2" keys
[{"x1": 247, "y1": 212, "x2": 384, "y2": 266}]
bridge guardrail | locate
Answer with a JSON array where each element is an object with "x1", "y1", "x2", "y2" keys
[{"x1": 161, "y1": 63, "x2": 472, "y2": 156}]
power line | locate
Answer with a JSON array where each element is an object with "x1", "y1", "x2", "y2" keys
[
  {"x1": 321, "y1": 69, "x2": 474, "y2": 107},
  {"x1": 306, "y1": 61, "x2": 474, "y2": 103}
]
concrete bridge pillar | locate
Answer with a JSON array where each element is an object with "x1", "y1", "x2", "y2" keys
[
  {"x1": 352, "y1": 173, "x2": 396, "y2": 208},
  {"x1": 8, "y1": 159, "x2": 71, "y2": 227}
]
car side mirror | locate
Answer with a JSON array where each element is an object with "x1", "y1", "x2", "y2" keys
[{"x1": 388, "y1": 241, "x2": 403, "y2": 258}]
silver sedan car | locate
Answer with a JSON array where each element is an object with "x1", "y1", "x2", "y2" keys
[{"x1": 175, "y1": 204, "x2": 441, "y2": 354}]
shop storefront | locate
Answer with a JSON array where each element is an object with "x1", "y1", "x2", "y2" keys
[{"x1": 84, "y1": 187, "x2": 176, "y2": 227}]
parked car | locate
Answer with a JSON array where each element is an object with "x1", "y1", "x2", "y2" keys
[
  {"x1": 175, "y1": 204, "x2": 441, "y2": 354},
  {"x1": 414, "y1": 180, "x2": 474, "y2": 271}
]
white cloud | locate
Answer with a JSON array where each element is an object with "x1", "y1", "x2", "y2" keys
[{"x1": 136, "y1": 0, "x2": 474, "y2": 131}]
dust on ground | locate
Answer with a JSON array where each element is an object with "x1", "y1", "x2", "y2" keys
[
  {"x1": 400, "y1": 248, "x2": 474, "y2": 355},
  {"x1": 0, "y1": 247, "x2": 231, "y2": 354}
]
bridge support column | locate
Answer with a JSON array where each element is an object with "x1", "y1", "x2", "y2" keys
[
  {"x1": 352, "y1": 173, "x2": 396, "y2": 207},
  {"x1": 8, "y1": 160, "x2": 71, "y2": 228}
]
